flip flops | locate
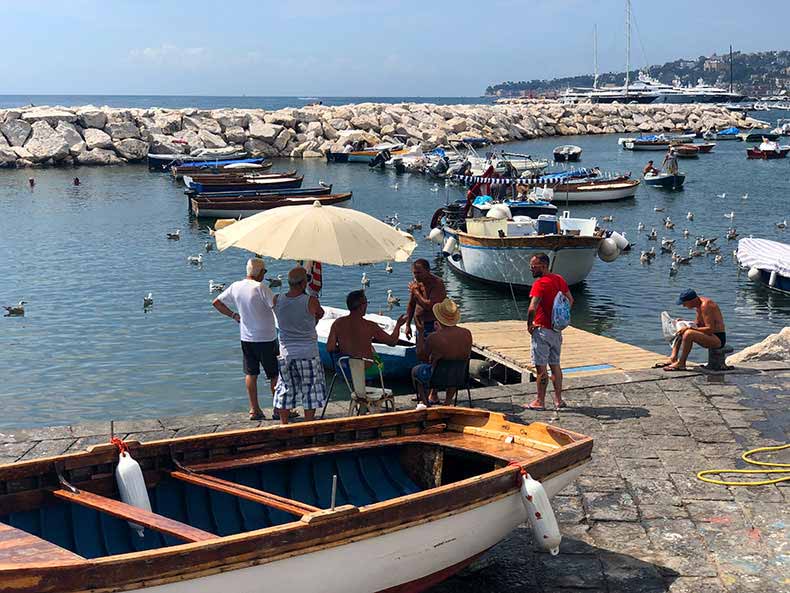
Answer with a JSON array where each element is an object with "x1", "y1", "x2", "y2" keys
[
  {"x1": 525, "y1": 404, "x2": 546, "y2": 411},
  {"x1": 249, "y1": 410, "x2": 264, "y2": 421},
  {"x1": 555, "y1": 401, "x2": 568, "y2": 409},
  {"x1": 663, "y1": 366, "x2": 688, "y2": 372}
]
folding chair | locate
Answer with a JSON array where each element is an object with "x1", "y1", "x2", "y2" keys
[
  {"x1": 429, "y1": 359, "x2": 473, "y2": 407},
  {"x1": 337, "y1": 356, "x2": 395, "y2": 416}
]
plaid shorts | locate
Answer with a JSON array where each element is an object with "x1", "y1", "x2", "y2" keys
[{"x1": 273, "y1": 357, "x2": 327, "y2": 410}]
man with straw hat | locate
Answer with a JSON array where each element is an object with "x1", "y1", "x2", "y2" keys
[{"x1": 411, "y1": 298, "x2": 472, "y2": 406}]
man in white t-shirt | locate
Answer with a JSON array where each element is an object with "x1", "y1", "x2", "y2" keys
[{"x1": 212, "y1": 258, "x2": 278, "y2": 420}]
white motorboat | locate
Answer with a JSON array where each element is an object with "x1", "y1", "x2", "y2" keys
[{"x1": 738, "y1": 238, "x2": 790, "y2": 294}]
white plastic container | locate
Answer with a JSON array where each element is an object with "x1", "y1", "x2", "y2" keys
[
  {"x1": 116, "y1": 451, "x2": 152, "y2": 537},
  {"x1": 609, "y1": 231, "x2": 630, "y2": 251}
]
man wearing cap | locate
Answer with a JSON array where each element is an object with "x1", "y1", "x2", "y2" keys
[
  {"x1": 213, "y1": 258, "x2": 278, "y2": 420},
  {"x1": 664, "y1": 289, "x2": 726, "y2": 371},
  {"x1": 526, "y1": 253, "x2": 573, "y2": 411},
  {"x1": 411, "y1": 298, "x2": 472, "y2": 405}
]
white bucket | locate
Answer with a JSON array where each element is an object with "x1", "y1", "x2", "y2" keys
[{"x1": 610, "y1": 231, "x2": 630, "y2": 251}]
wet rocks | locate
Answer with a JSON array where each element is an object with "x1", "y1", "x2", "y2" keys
[{"x1": 727, "y1": 326, "x2": 790, "y2": 365}]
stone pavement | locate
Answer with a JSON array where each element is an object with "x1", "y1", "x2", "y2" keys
[{"x1": 1, "y1": 363, "x2": 787, "y2": 593}]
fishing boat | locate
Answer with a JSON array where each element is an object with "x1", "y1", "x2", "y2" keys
[
  {"x1": 468, "y1": 151, "x2": 549, "y2": 176},
  {"x1": 326, "y1": 143, "x2": 409, "y2": 164},
  {"x1": 186, "y1": 176, "x2": 305, "y2": 193},
  {"x1": 187, "y1": 185, "x2": 333, "y2": 200},
  {"x1": 695, "y1": 142, "x2": 716, "y2": 153},
  {"x1": 147, "y1": 150, "x2": 248, "y2": 171},
  {"x1": 671, "y1": 144, "x2": 699, "y2": 158},
  {"x1": 738, "y1": 238, "x2": 790, "y2": 294},
  {"x1": 0, "y1": 408, "x2": 593, "y2": 593},
  {"x1": 746, "y1": 139, "x2": 790, "y2": 159},
  {"x1": 552, "y1": 145, "x2": 582, "y2": 162},
  {"x1": 316, "y1": 307, "x2": 417, "y2": 378},
  {"x1": 738, "y1": 130, "x2": 781, "y2": 142},
  {"x1": 545, "y1": 177, "x2": 640, "y2": 203},
  {"x1": 183, "y1": 170, "x2": 298, "y2": 188},
  {"x1": 171, "y1": 158, "x2": 271, "y2": 179},
  {"x1": 191, "y1": 192, "x2": 353, "y2": 219},
  {"x1": 643, "y1": 172, "x2": 686, "y2": 189},
  {"x1": 622, "y1": 135, "x2": 671, "y2": 151},
  {"x1": 702, "y1": 127, "x2": 740, "y2": 141}
]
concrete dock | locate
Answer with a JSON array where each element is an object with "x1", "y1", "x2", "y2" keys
[{"x1": 0, "y1": 362, "x2": 787, "y2": 593}]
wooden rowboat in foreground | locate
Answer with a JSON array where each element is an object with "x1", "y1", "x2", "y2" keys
[{"x1": 0, "y1": 408, "x2": 592, "y2": 593}]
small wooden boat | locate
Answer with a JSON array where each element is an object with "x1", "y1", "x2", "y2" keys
[
  {"x1": 317, "y1": 307, "x2": 417, "y2": 378},
  {"x1": 187, "y1": 176, "x2": 305, "y2": 193},
  {"x1": 622, "y1": 136, "x2": 670, "y2": 151},
  {"x1": 184, "y1": 170, "x2": 299, "y2": 188},
  {"x1": 552, "y1": 145, "x2": 582, "y2": 162},
  {"x1": 171, "y1": 158, "x2": 271, "y2": 179},
  {"x1": 187, "y1": 185, "x2": 333, "y2": 200},
  {"x1": 695, "y1": 142, "x2": 716, "y2": 153},
  {"x1": 746, "y1": 139, "x2": 790, "y2": 159},
  {"x1": 0, "y1": 408, "x2": 592, "y2": 593},
  {"x1": 738, "y1": 237, "x2": 790, "y2": 294},
  {"x1": 147, "y1": 151, "x2": 247, "y2": 171},
  {"x1": 672, "y1": 144, "x2": 699, "y2": 158},
  {"x1": 643, "y1": 172, "x2": 686, "y2": 189},
  {"x1": 191, "y1": 192, "x2": 352, "y2": 218},
  {"x1": 547, "y1": 178, "x2": 640, "y2": 203},
  {"x1": 327, "y1": 143, "x2": 409, "y2": 164}
]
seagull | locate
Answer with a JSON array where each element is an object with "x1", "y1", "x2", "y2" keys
[
  {"x1": 654, "y1": 206, "x2": 665, "y2": 212},
  {"x1": 385, "y1": 262, "x2": 393, "y2": 274},
  {"x1": 714, "y1": 255, "x2": 723, "y2": 264},
  {"x1": 705, "y1": 244, "x2": 721, "y2": 254},
  {"x1": 387, "y1": 289, "x2": 400, "y2": 306},
  {"x1": 686, "y1": 212, "x2": 694, "y2": 221},
  {"x1": 204, "y1": 241, "x2": 213, "y2": 252},
  {"x1": 726, "y1": 228, "x2": 739, "y2": 241},
  {"x1": 209, "y1": 280, "x2": 225, "y2": 293},
  {"x1": 716, "y1": 192, "x2": 726, "y2": 199},
  {"x1": 777, "y1": 220, "x2": 787, "y2": 229},
  {"x1": 167, "y1": 230, "x2": 180, "y2": 240},
  {"x1": 674, "y1": 254, "x2": 692, "y2": 265},
  {"x1": 391, "y1": 183, "x2": 399, "y2": 190},
  {"x1": 3, "y1": 301, "x2": 27, "y2": 316},
  {"x1": 683, "y1": 228, "x2": 690, "y2": 238},
  {"x1": 689, "y1": 247, "x2": 703, "y2": 258},
  {"x1": 664, "y1": 218, "x2": 675, "y2": 230},
  {"x1": 411, "y1": 222, "x2": 422, "y2": 230},
  {"x1": 268, "y1": 274, "x2": 283, "y2": 289},
  {"x1": 187, "y1": 254, "x2": 203, "y2": 265},
  {"x1": 648, "y1": 228, "x2": 657, "y2": 241},
  {"x1": 741, "y1": 193, "x2": 749, "y2": 200},
  {"x1": 637, "y1": 222, "x2": 645, "y2": 232},
  {"x1": 142, "y1": 293, "x2": 153, "y2": 308},
  {"x1": 669, "y1": 264, "x2": 678, "y2": 277},
  {"x1": 724, "y1": 211, "x2": 735, "y2": 220},
  {"x1": 660, "y1": 239, "x2": 675, "y2": 253},
  {"x1": 430, "y1": 184, "x2": 440, "y2": 192},
  {"x1": 602, "y1": 215, "x2": 614, "y2": 222},
  {"x1": 640, "y1": 251, "x2": 651, "y2": 264},
  {"x1": 361, "y1": 272, "x2": 370, "y2": 287}
]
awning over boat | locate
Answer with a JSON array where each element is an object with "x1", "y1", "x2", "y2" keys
[
  {"x1": 737, "y1": 238, "x2": 790, "y2": 277},
  {"x1": 454, "y1": 167, "x2": 600, "y2": 186},
  {"x1": 720, "y1": 127, "x2": 740, "y2": 135}
]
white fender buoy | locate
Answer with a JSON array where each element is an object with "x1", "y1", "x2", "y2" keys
[
  {"x1": 520, "y1": 473, "x2": 561, "y2": 555},
  {"x1": 442, "y1": 236, "x2": 458, "y2": 257},
  {"x1": 486, "y1": 204, "x2": 511, "y2": 220},
  {"x1": 597, "y1": 238, "x2": 620, "y2": 262},
  {"x1": 428, "y1": 227, "x2": 444, "y2": 245},
  {"x1": 609, "y1": 231, "x2": 630, "y2": 251},
  {"x1": 747, "y1": 266, "x2": 761, "y2": 281},
  {"x1": 769, "y1": 270, "x2": 778, "y2": 287},
  {"x1": 115, "y1": 447, "x2": 152, "y2": 537}
]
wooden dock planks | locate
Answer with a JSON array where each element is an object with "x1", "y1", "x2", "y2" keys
[{"x1": 461, "y1": 322, "x2": 664, "y2": 379}]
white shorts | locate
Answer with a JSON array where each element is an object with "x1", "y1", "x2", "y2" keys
[{"x1": 531, "y1": 327, "x2": 562, "y2": 366}]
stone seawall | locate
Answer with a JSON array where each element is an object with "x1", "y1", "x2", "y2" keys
[{"x1": 0, "y1": 103, "x2": 759, "y2": 168}]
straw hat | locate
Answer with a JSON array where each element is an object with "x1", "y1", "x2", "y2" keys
[{"x1": 433, "y1": 298, "x2": 461, "y2": 327}]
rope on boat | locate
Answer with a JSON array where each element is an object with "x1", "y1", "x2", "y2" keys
[{"x1": 696, "y1": 443, "x2": 790, "y2": 486}]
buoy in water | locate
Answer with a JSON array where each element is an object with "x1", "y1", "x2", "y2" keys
[
  {"x1": 597, "y1": 238, "x2": 620, "y2": 262},
  {"x1": 428, "y1": 227, "x2": 444, "y2": 245}
]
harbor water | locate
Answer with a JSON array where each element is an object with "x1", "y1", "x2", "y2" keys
[{"x1": 1, "y1": 123, "x2": 789, "y2": 429}]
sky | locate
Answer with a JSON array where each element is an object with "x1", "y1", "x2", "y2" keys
[{"x1": 1, "y1": 0, "x2": 788, "y2": 97}]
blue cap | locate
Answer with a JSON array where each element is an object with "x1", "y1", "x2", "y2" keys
[{"x1": 677, "y1": 289, "x2": 698, "y2": 305}]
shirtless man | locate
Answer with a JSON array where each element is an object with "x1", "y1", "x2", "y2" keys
[
  {"x1": 326, "y1": 290, "x2": 406, "y2": 375},
  {"x1": 412, "y1": 298, "x2": 473, "y2": 405},
  {"x1": 643, "y1": 160, "x2": 659, "y2": 176},
  {"x1": 665, "y1": 289, "x2": 726, "y2": 371},
  {"x1": 404, "y1": 259, "x2": 446, "y2": 362}
]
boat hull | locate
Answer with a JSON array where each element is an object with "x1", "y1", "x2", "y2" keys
[
  {"x1": 147, "y1": 152, "x2": 247, "y2": 171},
  {"x1": 191, "y1": 193, "x2": 352, "y2": 219},
  {"x1": 105, "y1": 466, "x2": 583, "y2": 593},
  {"x1": 644, "y1": 173, "x2": 686, "y2": 189},
  {"x1": 328, "y1": 148, "x2": 409, "y2": 163},
  {"x1": 550, "y1": 180, "x2": 639, "y2": 203},
  {"x1": 189, "y1": 177, "x2": 304, "y2": 193},
  {"x1": 746, "y1": 148, "x2": 789, "y2": 159},
  {"x1": 447, "y1": 231, "x2": 601, "y2": 287},
  {"x1": 623, "y1": 141, "x2": 670, "y2": 151},
  {"x1": 753, "y1": 269, "x2": 790, "y2": 294}
]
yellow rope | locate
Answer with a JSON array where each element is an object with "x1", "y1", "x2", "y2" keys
[{"x1": 696, "y1": 444, "x2": 790, "y2": 486}]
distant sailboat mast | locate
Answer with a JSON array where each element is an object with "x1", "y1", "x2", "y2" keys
[
  {"x1": 593, "y1": 24, "x2": 599, "y2": 89},
  {"x1": 624, "y1": 0, "x2": 631, "y2": 95}
]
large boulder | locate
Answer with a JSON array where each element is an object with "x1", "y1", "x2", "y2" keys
[
  {"x1": 114, "y1": 138, "x2": 148, "y2": 161},
  {"x1": 148, "y1": 133, "x2": 188, "y2": 155},
  {"x1": 273, "y1": 128, "x2": 294, "y2": 152},
  {"x1": 55, "y1": 121, "x2": 85, "y2": 155},
  {"x1": 21, "y1": 107, "x2": 77, "y2": 125},
  {"x1": 0, "y1": 132, "x2": 8, "y2": 148},
  {"x1": 350, "y1": 114, "x2": 378, "y2": 131},
  {"x1": 198, "y1": 128, "x2": 226, "y2": 149},
  {"x1": 0, "y1": 147, "x2": 16, "y2": 166},
  {"x1": 106, "y1": 121, "x2": 140, "y2": 140},
  {"x1": 84, "y1": 128, "x2": 114, "y2": 150},
  {"x1": 248, "y1": 118, "x2": 282, "y2": 142},
  {"x1": 172, "y1": 129, "x2": 203, "y2": 152},
  {"x1": 727, "y1": 327, "x2": 790, "y2": 365},
  {"x1": 183, "y1": 115, "x2": 222, "y2": 135},
  {"x1": 265, "y1": 109, "x2": 297, "y2": 128},
  {"x1": 75, "y1": 148, "x2": 123, "y2": 166},
  {"x1": 152, "y1": 112, "x2": 182, "y2": 134},
  {"x1": 223, "y1": 126, "x2": 247, "y2": 144},
  {"x1": 1, "y1": 119, "x2": 32, "y2": 146},
  {"x1": 213, "y1": 110, "x2": 250, "y2": 130},
  {"x1": 243, "y1": 138, "x2": 279, "y2": 157},
  {"x1": 76, "y1": 108, "x2": 107, "y2": 129},
  {"x1": 24, "y1": 120, "x2": 70, "y2": 162}
]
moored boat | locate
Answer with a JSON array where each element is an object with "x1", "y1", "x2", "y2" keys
[
  {"x1": 746, "y1": 139, "x2": 790, "y2": 159},
  {"x1": 317, "y1": 307, "x2": 417, "y2": 378},
  {"x1": 186, "y1": 175, "x2": 305, "y2": 193},
  {"x1": 552, "y1": 145, "x2": 582, "y2": 162},
  {"x1": 171, "y1": 158, "x2": 271, "y2": 179},
  {"x1": 671, "y1": 144, "x2": 699, "y2": 158},
  {"x1": 643, "y1": 172, "x2": 686, "y2": 189},
  {"x1": 186, "y1": 185, "x2": 333, "y2": 199},
  {"x1": 191, "y1": 192, "x2": 352, "y2": 218},
  {"x1": 702, "y1": 127, "x2": 740, "y2": 141},
  {"x1": 695, "y1": 142, "x2": 716, "y2": 153},
  {"x1": 147, "y1": 150, "x2": 247, "y2": 171},
  {"x1": 0, "y1": 408, "x2": 593, "y2": 593},
  {"x1": 737, "y1": 237, "x2": 790, "y2": 294},
  {"x1": 327, "y1": 143, "x2": 408, "y2": 164},
  {"x1": 622, "y1": 135, "x2": 671, "y2": 151},
  {"x1": 738, "y1": 130, "x2": 781, "y2": 142},
  {"x1": 183, "y1": 170, "x2": 298, "y2": 188},
  {"x1": 545, "y1": 177, "x2": 640, "y2": 203}
]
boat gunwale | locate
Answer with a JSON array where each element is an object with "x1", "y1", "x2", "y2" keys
[{"x1": 454, "y1": 230, "x2": 601, "y2": 249}]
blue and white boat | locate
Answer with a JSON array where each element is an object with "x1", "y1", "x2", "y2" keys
[
  {"x1": 316, "y1": 307, "x2": 417, "y2": 378},
  {"x1": 703, "y1": 126, "x2": 740, "y2": 141},
  {"x1": 738, "y1": 237, "x2": 790, "y2": 294}
]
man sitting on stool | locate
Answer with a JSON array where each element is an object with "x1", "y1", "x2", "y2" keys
[
  {"x1": 664, "y1": 289, "x2": 726, "y2": 372},
  {"x1": 411, "y1": 298, "x2": 472, "y2": 406}
]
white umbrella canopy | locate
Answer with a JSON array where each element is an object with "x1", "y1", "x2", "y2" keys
[{"x1": 214, "y1": 201, "x2": 417, "y2": 266}]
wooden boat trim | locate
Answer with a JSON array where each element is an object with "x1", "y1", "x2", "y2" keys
[
  {"x1": 50, "y1": 488, "x2": 217, "y2": 543},
  {"x1": 169, "y1": 470, "x2": 319, "y2": 516}
]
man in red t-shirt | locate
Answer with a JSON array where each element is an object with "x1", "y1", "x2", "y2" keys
[{"x1": 526, "y1": 253, "x2": 573, "y2": 411}]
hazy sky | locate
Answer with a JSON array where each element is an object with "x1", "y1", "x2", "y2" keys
[{"x1": 2, "y1": 0, "x2": 788, "y2": 96}]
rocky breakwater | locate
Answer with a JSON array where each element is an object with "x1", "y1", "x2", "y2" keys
[{"x1": 0, "y1": 103, "x2": 760, "y2": 168}]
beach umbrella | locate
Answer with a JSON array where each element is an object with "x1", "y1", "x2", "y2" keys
[{"x1": 214, "y1": 201, "x2": 417, "y2": 266}]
